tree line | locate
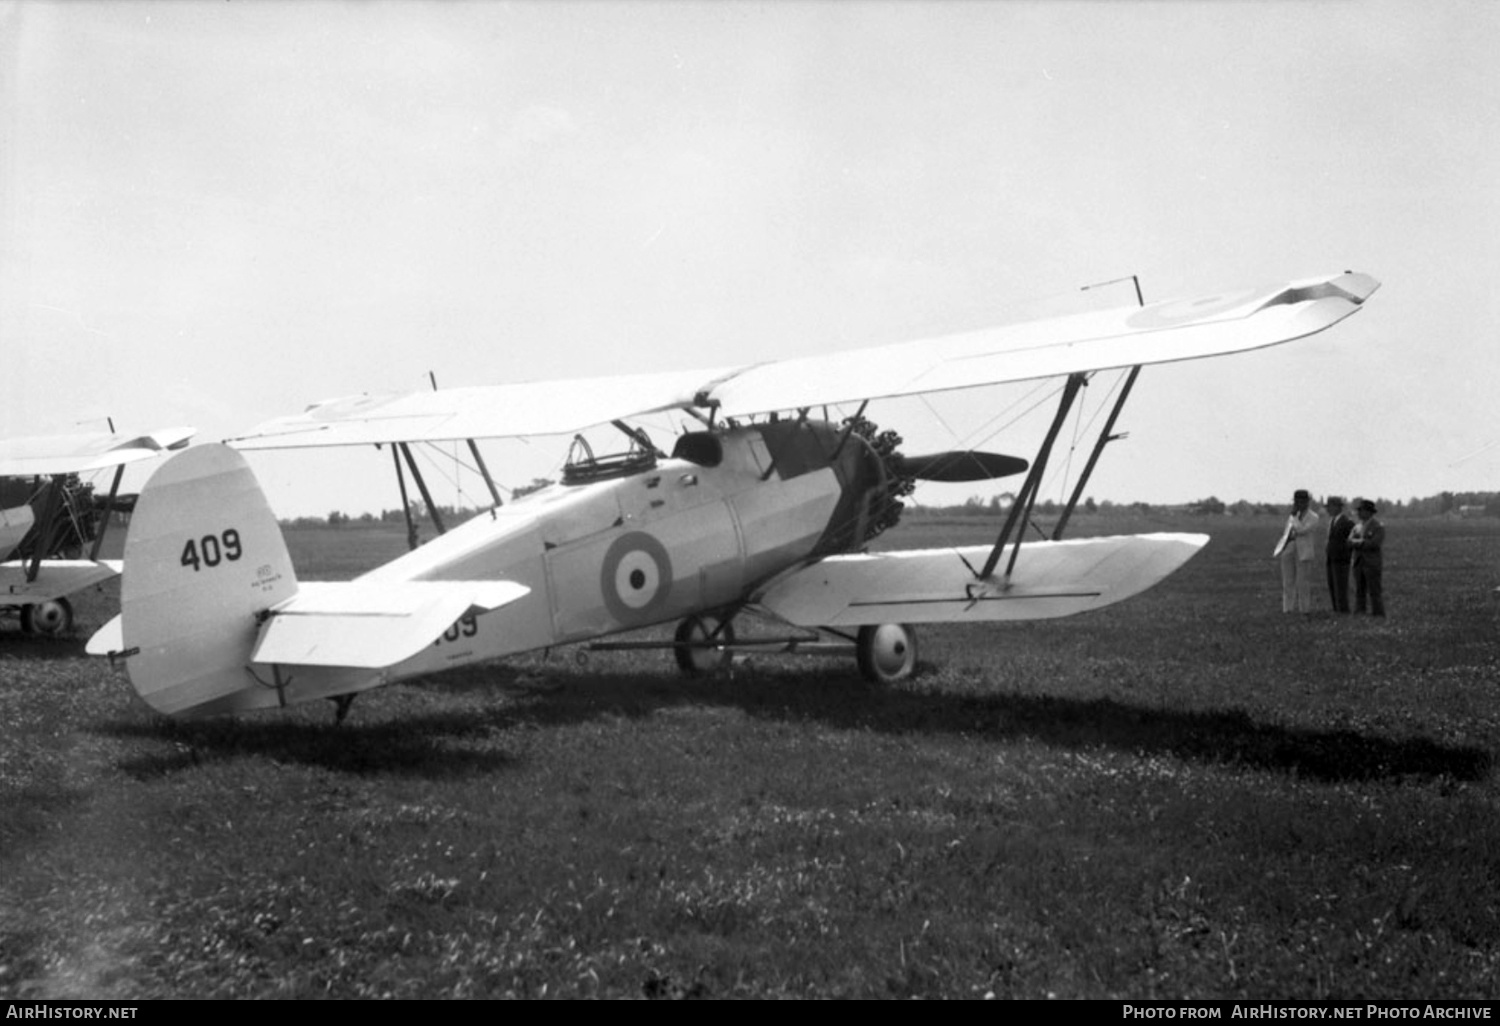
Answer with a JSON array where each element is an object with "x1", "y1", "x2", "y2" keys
[
  {"x1": 276, "y1": 488, "x2": 1500, "y2": 529},
  {"x1": 910, "y1": 490, "x2": 1500, "y2": 519}
]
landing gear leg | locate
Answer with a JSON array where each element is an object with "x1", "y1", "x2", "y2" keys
[
  {"x1": 855, "y1": 623, "x2": 917, "y2": 684},
  {"x1": 673, "y1": 614, "x2": 736, "y2": 676},
  {"x1": 331, "y1": 693, "x2": 357, "y2": 725}
]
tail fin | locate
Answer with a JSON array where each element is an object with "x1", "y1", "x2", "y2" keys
[{"x1": 116, "y1": 444, "x2": 299, "y2": 716}]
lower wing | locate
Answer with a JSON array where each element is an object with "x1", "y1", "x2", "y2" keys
[{"x1": 752, "y1": 534, "x2": 1207, "y2": 626}]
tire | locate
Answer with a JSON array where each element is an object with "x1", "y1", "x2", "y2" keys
[
  {"x1": 673, "y1": 615, "x2": 734, "y2": 676},
  {"x1": 21, "y1": 597, "x2": 74, "y2": 637},
  {"x1": 855, "y1": 623, "x2": 917, "y2": 683}
]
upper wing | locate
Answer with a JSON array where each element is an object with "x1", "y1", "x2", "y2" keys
[
  {"x1": 0, "y1": 426, "x2": 195, "y2": 477},
  {"x1": 230, "y1": 367, "x2": 730, "y2": 450},
  {"x1": 228, "y1": 271, "x2": 1377, "y2": 450},
  {"x1": 712, "y1": 272, "x2": 1378, "y2": 418}
]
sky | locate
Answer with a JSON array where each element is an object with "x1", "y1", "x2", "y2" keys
[{"x1": 2, "y1": 0, "x2": 1496, "y2": 517}]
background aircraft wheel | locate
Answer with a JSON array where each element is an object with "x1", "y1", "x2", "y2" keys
[
  {"x1": 674, "y1": 615, "x2": 734, "y2": 676},
  {"x1": 856, "y1": 623, "x2": 917, "y2": 683},
  {"x1": 20, "y1": 598, "x2": 74, "y2": 637}
]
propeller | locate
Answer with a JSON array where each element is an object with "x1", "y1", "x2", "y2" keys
[{"x1": 893, "y1": 451, "x2": 1029, "y2": 483}]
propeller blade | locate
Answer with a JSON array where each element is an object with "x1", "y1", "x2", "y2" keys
[{"x1": 895, "y1": 451, "x2": 1029, "y2": 483}]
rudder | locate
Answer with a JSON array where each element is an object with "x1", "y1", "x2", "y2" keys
[{"x1": 118, "y1": 444, "x2": 299, "y2": 716}]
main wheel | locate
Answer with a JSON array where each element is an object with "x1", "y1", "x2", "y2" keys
[
  {"x1": 21, "y1": 598, "x2": 74, "y2": 637},
  {"x1": 855, "y1": 623, "x2": 917, "y2": 683},
  {"x1": 673, "y1": 615, "x2": 735, "y2": 676}
]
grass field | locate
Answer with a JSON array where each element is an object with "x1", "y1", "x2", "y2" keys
[{"x1": 2, "y1": 512, "x2": 1499, "y2": 998}]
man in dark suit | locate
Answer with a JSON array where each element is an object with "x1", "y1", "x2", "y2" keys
[
  {"x1": 1324, "y1": 495, "x2": 1355, "y2": 613},
  {"x1": 1349, "y1": 498, "x2": 1386, "y2": 616}
]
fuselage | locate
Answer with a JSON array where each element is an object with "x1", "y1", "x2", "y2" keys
[{"x1": 348, "y1": 420, "x2": 889, "y2": 683}]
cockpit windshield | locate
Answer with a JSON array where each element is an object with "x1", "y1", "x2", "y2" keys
[
  {"x1": 562, "y1": 434, "x2": 657, "y2": 485},
  {"x1": 670, "y1": 432, "x2": 723, "y2": 468}
]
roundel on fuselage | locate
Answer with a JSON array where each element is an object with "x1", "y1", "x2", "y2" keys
[{"x1": 600, "y1": 531, "x2": 673, "y2": 625}]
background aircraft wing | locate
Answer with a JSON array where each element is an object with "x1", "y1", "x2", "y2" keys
[
  {"x1": 0, "y1": 427, "x2": 195, "y2": 477},
  {"x1": 0, "y1": 559, "x2": 123, "y2": 605},
  {"x1": 228, "y1": 271, "x2": 1376, "y2": 449}
]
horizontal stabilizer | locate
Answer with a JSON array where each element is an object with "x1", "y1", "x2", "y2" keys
[
  {"x1": 250, "y1": 580, "x2": 529, "y2": 668},
  {"x1": 0, "y1": 559, "x2": 122, "y2": 606},
  {"x1": 754, "y1": 533, "x2": 1208, "y2": 626}
]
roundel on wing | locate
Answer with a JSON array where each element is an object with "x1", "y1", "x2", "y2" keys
[
  {"x1": 1124, "y1": 285, "x2": 1272, "y2": 331},
  {"x1": 601, "y1": 531, "x2": 673, "y2": 625}
]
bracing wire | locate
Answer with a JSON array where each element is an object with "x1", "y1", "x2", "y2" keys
[
  {"x1": 932, "y1": 366, "x2": 1131, "y2": 508},
  {"x1": 1054, "y1": 378, "x2": 1083, "y2": 501},
  {"x1": 916, "y1": 393, "x2": 961, "y2": 444},
  {"x1": 413, "y1": 441, "x2": 480, "y2": 511},
  {"x1": 961, "y1": 378, "x2": 1065, "y2": 453},
  {"x1": 1039, "y1": 368, "x2": 1131, "y2": 505}
]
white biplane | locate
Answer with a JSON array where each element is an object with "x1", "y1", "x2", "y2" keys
[
  {"x1": 88, "y1": 272, "x2": 1377, "y2": 719},
  {"x1": 1, "y1": 426, "x2": 194, "y2": 635}
]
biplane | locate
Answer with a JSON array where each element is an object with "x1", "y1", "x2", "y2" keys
[
  {"x1": 88, "y1": 272, "x2": 1378, "y2": 719},
  {"x1": 1, "y1": 426, "x2": 194, "y2": 635}
]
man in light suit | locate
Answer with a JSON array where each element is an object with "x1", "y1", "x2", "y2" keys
[{"x1": 1277, "y1": 489, "x2": 1319, "y2": 614}]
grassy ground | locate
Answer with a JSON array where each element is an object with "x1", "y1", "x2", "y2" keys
[{"x1": 2, "y1": 513, "x2": 1499, "y2": 998}]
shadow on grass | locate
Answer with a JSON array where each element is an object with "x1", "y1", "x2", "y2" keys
[
  {"x1": 468, "y1": 664, "x2": 1493, "y2": 784},
  {"x1": 99, "y1": 708, "x2": 516, "y2": 780},
  {"x1": 0, "y1": 631, "x2": 93, "y2": 661},
  {"x1": 92, "y1": 660, "x2": 1490, "y2": 785}
]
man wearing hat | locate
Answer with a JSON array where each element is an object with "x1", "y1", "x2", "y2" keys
[
  {"x1": 1324, "y1": 496, "x2": 1356, "y2": 613},
  {"x1": 1349, "y1": 499, "x2": 1386, "y2": 616}
]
